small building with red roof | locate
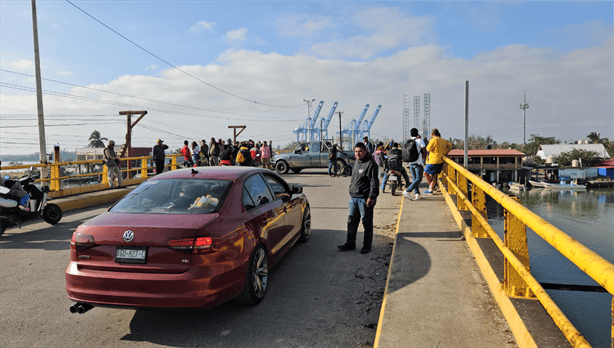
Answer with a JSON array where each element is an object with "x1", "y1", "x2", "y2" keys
[
  {"x1": 446, "y1": 149, "x2": 525, "y2": 183},
  {"x1": 593, "y1": 158, "x2": 614, "y2": 179}
]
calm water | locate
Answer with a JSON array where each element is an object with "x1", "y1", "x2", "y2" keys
[{"x1": 487, "y1": 187, "x2": 613, "y2": 347}]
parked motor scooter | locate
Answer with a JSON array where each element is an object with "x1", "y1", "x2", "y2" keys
[{"x1": 0, "y1": 168, "x2": 62, "y2": 236}]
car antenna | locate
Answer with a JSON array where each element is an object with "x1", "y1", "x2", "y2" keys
[{"x1": 191, "y1": 169, "x2": 198, "y2": 175}]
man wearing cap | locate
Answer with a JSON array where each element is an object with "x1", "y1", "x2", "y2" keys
[
  {"x1": 104, "y1": 140, "x2": 122, "y2": 188},
  {"x1": 152, "y1": 139, "x2": 169, "y2": 175}
]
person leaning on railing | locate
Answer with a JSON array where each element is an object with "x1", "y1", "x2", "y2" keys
[
  {"x1": 152, "y1": 139, "x2": 169, "y2": 175},
  {"x1": 423, "y1": 128, "x2": 452, "y2": 195}
]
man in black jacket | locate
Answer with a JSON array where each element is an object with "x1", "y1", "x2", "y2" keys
[
  {"x1": 152, "y1": 139, "x2": 169, "y2": 175},
  {"x1": 338, "y1": 142, "x2": 379, "y2": 254}
]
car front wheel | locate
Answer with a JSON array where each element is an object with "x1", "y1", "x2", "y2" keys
[
  {"x1": 275, "y1": 161, "x2": 289, "y2": 174},
  {"x1": 298, "y1": 206, "x2": 311, "y2": 243},
  {"x1": 236, "y1": 245, "x2": 269, "y2": 305}
]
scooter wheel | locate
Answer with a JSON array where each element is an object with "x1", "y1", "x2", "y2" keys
[{"x1": 42, "y1": 203, "x2": 62, "y2": 225}]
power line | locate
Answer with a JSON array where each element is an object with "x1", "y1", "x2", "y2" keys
[
  {"x1": 64, "y1": 0, "x2": 304, "y2": 109},
  {"x1": 1, "y1": 82, "x2": 303, "y2": 122},
  {"x1": 1, "y1": 69, "x2": 303, "y2": 120}
]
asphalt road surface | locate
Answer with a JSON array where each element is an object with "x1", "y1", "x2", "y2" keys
[{"x1": 1, "y1": 169, "x2": 401, "y2": 348}]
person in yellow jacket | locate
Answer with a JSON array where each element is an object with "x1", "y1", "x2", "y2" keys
[{"x1": 423, "y1": 128, "x2": 452, "y2": 194}]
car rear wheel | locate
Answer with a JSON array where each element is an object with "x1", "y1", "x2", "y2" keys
[
  {"x1": 42, "y1": 203, "x2": 62, "y2": 225},
  {"x1": 275, "y1": 161, "x2": 289, "y2": 174},
  {"x1": 298, "y1": 206, "x2": 311, "y2": 243},
  {"x1": 236, "y1": 245, "x2": 269, "y2": 305}
]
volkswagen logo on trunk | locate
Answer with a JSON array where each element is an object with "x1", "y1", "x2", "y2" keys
[{"x1": 123, "y1": 230, "x2": 135, "y2": 242}]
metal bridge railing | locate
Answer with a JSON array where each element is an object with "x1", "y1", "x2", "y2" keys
[
  {"x1": 440, "y1": 157, "x2": 613, "y2": 348},
  {"x1": 1, "y1": 154, "x2": 184, "y2": 198}
]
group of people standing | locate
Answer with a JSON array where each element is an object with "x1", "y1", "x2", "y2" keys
[
  {"x1": 154, "y1": 138, "x2": 274, "y2": 174},
  {"x1": 338, "y1": 128, "x2": 452, "y2": 254}
]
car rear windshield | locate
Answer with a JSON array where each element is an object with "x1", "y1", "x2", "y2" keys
[{"x1": 110, "y1": 179, "x2": 231, "y2": 214}]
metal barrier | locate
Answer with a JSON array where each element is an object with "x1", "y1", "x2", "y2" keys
[
  {"x1": 440, "y1": 157, "x2": 613, "y2": 348},
  {"x1": 0, "y1": 154, "x2": 184, "y2": 198}
]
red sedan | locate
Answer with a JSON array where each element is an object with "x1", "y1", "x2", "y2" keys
[{"x1": 65, "y1": 167, "x2": 310, "y2": 312}]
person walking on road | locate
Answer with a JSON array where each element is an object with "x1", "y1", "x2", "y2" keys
[
  {"x1": 363, "y1": 136, "x2": 375, "y2": 154},
  {"x1": 402, "y1": 128, "x2": 427, "y2": 200},
  {"x1": 423, "y1": 128, "x2": 452, "y2": 195},
  {"x1": 338, "y1": 142, "x2": 379, "y2": 254},
  {"x1": 209, "y1": 138, "x2": 219, "y2": 166},
  {"x1": 152, "y1": 139, "x2": 168, "y2": 175},
  {"x1": 328, "y1": 143, "x2": 338, "y2": 177},
  {"x1": 181, "y1": 140, "x2": 193, "y2": 167},
  {"x1": 104, "y1": 140, "x2": 122, "y2": 189}
]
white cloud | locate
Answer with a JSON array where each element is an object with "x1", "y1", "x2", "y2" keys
[
  {"x1": 189, "y1": 20, "x2": 215, "y2": 34},
  {"x1": 58, "y1": 71, "x2": 72, "y2": 77},
  {"x1": 8, "y1": 59, "x2": 34, "y2": 70},
  {"x1": 225, "y1": 28, "x2": 248, "y2": 45},
  {"x1": 277, "y1": 15, "x2": 334, "y2": 37},
  {"x1": 308, "y1": 7, "x2": 437, "y2": 60},
  {"x1": 2, "y1": 39, "x2": 611, "y2": 152},
  {"x1": 145, "y1": 64, "x2": 158, "y2": 72}
]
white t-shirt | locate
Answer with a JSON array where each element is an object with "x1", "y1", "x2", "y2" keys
[{"x1": 408, "y1": 137, "x2": 426, "y2": 165}]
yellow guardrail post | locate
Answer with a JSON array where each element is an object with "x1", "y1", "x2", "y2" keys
[
  {"x1": 504, "y1": 196, "x2": 535, "y2": 299},
  {"x1": 471, "y1": 185, "x2": 489, "y2": 238},
  {"x1": 456, "y1": 172, "x2": 469, "y2": 211},
  {"x1": 141, "y1": 158, "x2": 148, "y2": 178},
  {"x1": 50, "y1": 164, "x2": 60, "y2": 191},
  {"x1": 447, "y1": 162, "x2": 456, "y2": 195},
  {"x1": 171, "y1": 156, "x2": 177, "y2": 170},
  {"x1": 102, "y1": 165, "x2": 109, "y2": 186}
]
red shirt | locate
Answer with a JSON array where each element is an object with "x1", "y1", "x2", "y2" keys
[{"x1": 181, "y1": 145, "x2": 191, "y2": 161}]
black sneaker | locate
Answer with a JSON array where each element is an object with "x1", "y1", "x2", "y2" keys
[
  {"x1": 360, "y1": 247, "x2": 371, "y2": 254},
  {"x1": 338, "y1": 244, "x2": 356, "y2": 251}
]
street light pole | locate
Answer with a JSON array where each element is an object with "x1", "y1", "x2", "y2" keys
[{"x1": 519, "y1": 90, "x2": 529, "y2": 145}]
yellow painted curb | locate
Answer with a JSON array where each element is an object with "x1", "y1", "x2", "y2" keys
[
  {"x1": 440, "y1": 182, "x2": 538, "y2": 348},
  {"x1": 373, "y1": 195, "x2": 404, "y2": 348},
  {"x1": 54, "y1": 189, "x2": 133, "y2": 212}
]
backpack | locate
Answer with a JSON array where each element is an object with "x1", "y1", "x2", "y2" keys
[
  {"x1": 235, "y1": 151, "x2": 245, "y2": 163},
  {"x1": 403, "y1": 138, "x2": 419, "y2": 162},
  {"x1": 387, "y1": 154, "x2": 403, "y2": 171}
]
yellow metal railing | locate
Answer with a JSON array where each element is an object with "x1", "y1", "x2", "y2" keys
[
  {"x1": 0, "y1": 154, "x2": 184, "y2": 197},
  {"x1": 440, "y1": 157, "x2": 613, "y2": 348}
]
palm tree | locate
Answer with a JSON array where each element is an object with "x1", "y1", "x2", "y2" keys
[
  {"x1": 586, "y1": 132, "x2": 605, "y2": 144},
  {"x1": 88, "y1": 130, "x2": 108, "y2": 148}
]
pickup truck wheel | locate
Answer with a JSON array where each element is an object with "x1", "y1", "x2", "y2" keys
[
  {"x1": 275, "y1": 161, "x2": 289, "y2": 174},
  {"x1": 291, "y1": 168, "x2": 302, "y2": 174},
  {"x1": 339, "y1": 163, "x2": 351, "y2": 177}
]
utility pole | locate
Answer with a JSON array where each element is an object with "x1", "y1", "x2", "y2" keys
[
  {"x1": 31, "y1": 0, "x2": 47, "y2": 181},
  {"x1": 228, "y1": 125, "x2": 246, "y2": 143},
  {"x1": 338, "y1": 111, "x2": 343, "y2": 150},
  {"x1": 119, "y1": 110, "x2": 147, "y2": 178},
  {"x1": 519, "y1": 90, "x2": 529, "y2": 145}
]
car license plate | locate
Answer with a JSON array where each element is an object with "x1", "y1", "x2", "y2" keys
[
  {"x1": 115, "y1": 246, "x2": 147, "y2": 264},
  {"x1": 389, "y1": 175, "x2": 397, "y2": 180}
]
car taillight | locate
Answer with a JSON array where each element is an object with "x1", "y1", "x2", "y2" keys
[
  {"x1": 70, "y1": 232, "x2": 95, "y2": 251},
  {"x1": 168, "y1": 237, "x2": 212, "y2": 254}
]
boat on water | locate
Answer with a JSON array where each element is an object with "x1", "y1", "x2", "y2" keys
[
  {"x1": 542, "y1": 182, "x2": 587, "y2": 190},
  {"x1": 508, "y1": 182, "x2": 528, "y2": 191},
  {"x1": 529, "y1": 180, "x2": 546, "y2": 188}
]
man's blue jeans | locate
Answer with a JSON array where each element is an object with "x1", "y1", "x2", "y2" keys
[
  {"x1": 346, "y1": 197, "x2": 374, "y2": 248},
  {"x1": 405, "y1": 163, "x2": 424, "y2": 194},
  {"x1": 328, "y1": 160, "x2": 337, "y2": 176}
]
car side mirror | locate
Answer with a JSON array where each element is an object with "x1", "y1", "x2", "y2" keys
[
  {"x1": 294, "y1": 149, "x2": 300, "y2": 154},
  {"x1": 291, "y1": 185, "x2": 303, "y2": 194},
  {"x1": 257, "y1": 196, "x2": 270, "y2": 206}
]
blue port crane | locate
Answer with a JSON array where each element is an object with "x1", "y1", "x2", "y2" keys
[
  {"x1": 352, "y1": 104, "x2": 370, "y2": 144},
  {"x1": 358, "y1": 105, "x2": 381, "y2": 140},
  {"x1": 312, "y1": 102, "x2": 338, "y2": 141},
  {"x1": 293, "y1": 100, "x2": 324, "y2": 142}
]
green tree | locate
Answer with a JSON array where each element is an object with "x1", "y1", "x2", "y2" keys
[
  {"x1": 586, "y1": 132, "x2": 606, "y2": 144},
  {"x1": 554, "y1": 149, "x2": 601, "y2": 167},
  {"x1": 88, "y1": 130, "x2": 108, "y2": 148},
  {"x1": 524, "y1": 134, "x2": 559, "y2": 156}
]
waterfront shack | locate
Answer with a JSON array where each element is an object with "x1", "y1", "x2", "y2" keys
[{"x1": 447, "y1": 149, "x2": 525, "y2": 184}]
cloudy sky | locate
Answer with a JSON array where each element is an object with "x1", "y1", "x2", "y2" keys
[{"x1": 1, "y1": 1, "x2": 612, "y2": 155}]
